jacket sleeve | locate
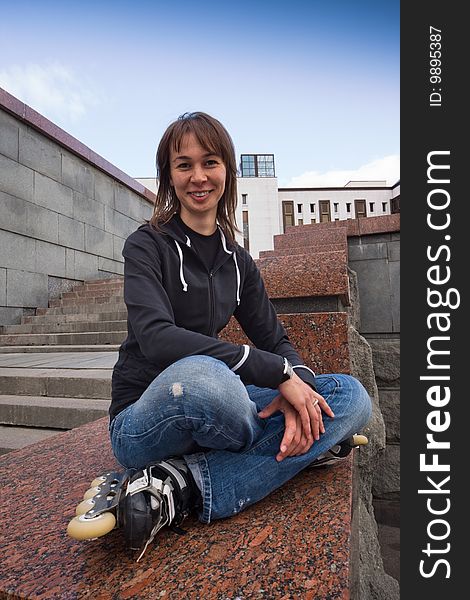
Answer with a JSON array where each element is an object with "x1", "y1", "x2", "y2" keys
[
  {"x1": 122, "y1": 231, "x2": 287, "y2": 389},
  {"x1": 233, "y1": 250, "x2": 317, "y2": 391}
]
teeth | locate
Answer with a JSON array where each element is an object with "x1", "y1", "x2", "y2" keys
[{"x1": 191, "y1": 191, "x2": 210, "y2": 197}]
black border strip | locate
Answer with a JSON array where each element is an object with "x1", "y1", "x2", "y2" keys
[{"x1": 401, "y1": 2, "x2": 464, "y2": 595}]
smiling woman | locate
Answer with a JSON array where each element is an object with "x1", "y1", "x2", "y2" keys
[
  {"x1": 151, "y1": 112, "x2": 239, "y2": 242},
  {"x1": 169, "y1": 134, "x2": 227, "y2": 235},
  {"x1": 92, "y1": 111, "x2": 373, "y2": 560}
]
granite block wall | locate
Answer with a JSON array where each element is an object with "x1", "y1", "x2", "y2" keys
[
  {"x1": 0, "y1": 92, "x2": 154, "y2": 325},
  {"x1": 346, "y1": 229, "x2": 400, "y2": 523}
]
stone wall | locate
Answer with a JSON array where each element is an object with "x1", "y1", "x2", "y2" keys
[
  {"x1": 348, "y1": 227, "x2": 400, "y2": 526},
  {"x1": 0, "y1": 89, "x2": 154, "y2": 325}
]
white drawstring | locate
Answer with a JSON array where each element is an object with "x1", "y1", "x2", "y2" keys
[
  {"x1": 174, "y1": 240, "x2": 188, "y2": 292},
  {"x1": 175, "y1": 229, "x2": 240, "y2": 302},
  {"x1": 219, "y1": 228, "x2": 241, "y2": 305},
  {"x1": 232, "y1": 252, "x2": 241, "y2": 305}
]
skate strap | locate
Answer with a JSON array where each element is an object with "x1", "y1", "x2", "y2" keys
[{"x1": 158, "y1": 461, "x2": 188, "y2": 490}]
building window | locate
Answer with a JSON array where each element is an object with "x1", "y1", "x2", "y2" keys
[
  {"x1": 382, "y1": 201, "x2": 388, "y2": 212},
  {"x1": 282, "y1": 201, "x2": 294, "y2": 231},
  {"x1": 355, "y1": 199, "x2": 367, "y2": 218},
  {"x1": 346, "y1": 203, "x2": 351, "y2": 213},
  {"x1": 298, "y1": 218, "x2": 303, "y2": 225},
  {"x1": 334, "y1": 203, "x2": 339, "y2": 213},
  {"x1": 310, "y1": 218, "x2": 316, "y2": 224},
  {"x1": 319, "y1": 200, "x2": 331, "y2": 223},
  {"x1": 242, "y1": 194, "x2": 247, "y2": 205},
  {"x1": 310, "y1": 203, "x2": 315, "y2": 212},
  {"x1": 369, "y1": 202, "x2": 375, "y2": 212},
  {"x1": 297, "y1": 203, "x2": 303, "y2": 214},
  {"x1": 240, "y1": 154, "x2": 275, "y2": 177},
  {"x1": 242, "y1": 211, "x2": 250, "y2": 252}
]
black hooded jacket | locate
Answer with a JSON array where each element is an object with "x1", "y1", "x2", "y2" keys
[{"x1": 110, "y1": 215, "x2": 316, "y2": 421}]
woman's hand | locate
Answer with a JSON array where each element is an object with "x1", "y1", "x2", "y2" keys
[
  {"x1": 258, "y1": 373, "x2": 334, "y2": 461},
  {"x1": 258, "y1": 395, "x2": 310, "y2": 461}
]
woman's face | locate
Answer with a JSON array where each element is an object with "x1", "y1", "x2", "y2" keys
[{"x1": 170, "y1": 132, "x2": 226, "y2": 226}]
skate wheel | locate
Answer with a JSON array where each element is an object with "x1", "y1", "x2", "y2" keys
[
  {"x1": 83, "y1": 486, "x2": 102, "y2": 500},
  {"x1": 352, "y1": 434, "x2": 368, "y2": 446},
  {"x1": 75, "y1": 498, "x2": 95, "y2": 516},
  {"x1": 67, "y1": 512, "x2": 116, "y2": 540},
  {"x1": 91, "y1": 475, "x2": 108, "y2": 487}
]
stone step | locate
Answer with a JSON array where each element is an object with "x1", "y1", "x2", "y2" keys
[
  {"x1": 0, "y1": 331, "x2": 126, "y2": 346},
  {"x1": 35, "y1": 302, "x2": 126, "y2": 316},
  {"x1": 0, "y1": 395, "x2": 110, "y2": 429},
  {"x1": 22, "y1": 310, "x2": 128, "y2": 324},
  {"x1": 0, "y1": 345, "x2": 120, "y2": 353},
  {"x1": 49, "y1": 294, "x2": 123, "y2": 307},
  {"x1": 74, "y1": 277, "x2": 123, "y2": 289},
  {"x1": 259, "y1": 244, "x2": 346, "y2": 258},
  {"x1": 0, "y1": 368, "x2": 111, "y2": 399},
  {"x1": 2, "y1": 320, "x2": 127, "y2": 335},
  {"x1": 220, "y1": 312, "x2": 350, "y2": 375},
  {"x1": 285, "y1": 214, "x2": 400, "y2": 237},
  {"x1": 62, "y1": 286, "x2": 124, "y2": 300},
  {"x1": 256, "y1": 254, "x2": 350, "y2": 303},
  {"x1": 0, "y1": 425, "x2": 63, "y2": 455},
  {"x1": 274, "y1": 227, "x2": 347, "y2": 250}
]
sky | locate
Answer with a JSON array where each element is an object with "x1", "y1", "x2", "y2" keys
[{"x1": 0, "y1": 0, "x2": 399, "y2": 188}]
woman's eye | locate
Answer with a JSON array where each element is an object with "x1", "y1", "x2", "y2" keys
[
  {"x1": 206, "y1": 159, "x2": 219, "y2": 166},
  {"x1": 176, "y1": 163, "x2": 190, "y2": 169}
]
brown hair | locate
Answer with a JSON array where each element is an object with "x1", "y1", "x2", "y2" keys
[{"x1": 149, "y1": 112, "x2": 240, "y2": 243}]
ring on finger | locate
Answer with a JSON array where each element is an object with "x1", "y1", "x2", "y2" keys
[{"x1": 312, "y1": 398, "x2": 319, "y2": 408}]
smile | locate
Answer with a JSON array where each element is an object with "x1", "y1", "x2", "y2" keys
[{"x1": 189, "y1": 190, "x2": 212, "y2": 199}]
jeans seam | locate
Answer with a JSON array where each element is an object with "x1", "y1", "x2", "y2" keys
[{"x1": 184, "y1": 453, "x2": 212, "y2": 523}]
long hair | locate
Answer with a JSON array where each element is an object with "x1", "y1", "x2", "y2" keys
[{"x1": 149, "y1": 112, "x2": 240, "y2": 243}]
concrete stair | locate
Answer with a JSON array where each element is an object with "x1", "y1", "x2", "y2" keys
[{"x1": 0, "y1": 277, "x2": 124, "y2": 453}]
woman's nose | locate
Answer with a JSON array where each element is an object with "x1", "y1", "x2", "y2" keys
[{"x1": 190, "y1": 165, "x2": 207, "y2": 183}]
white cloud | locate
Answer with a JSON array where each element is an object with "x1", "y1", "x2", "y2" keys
[
  {"x1": 0, "y1": 63, "x2": 99, "y2": 122},
  {"x1": 285, "y1": 155, "x2": 400, "y2": 187}
]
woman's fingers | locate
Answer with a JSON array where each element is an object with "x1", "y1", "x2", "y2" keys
[
  {"x1": 276, "y1": 405, "x2": 299, "y2": 461},
  {"x1": 262, "y1": 381, "x2": 335, "y2": 461},
  {"x1": 257, "y1": 395, "x2": 282, "y2": 418}
]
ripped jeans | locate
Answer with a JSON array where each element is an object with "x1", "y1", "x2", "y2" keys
[{"x1": 109, "y1": 355, "x2": 372, "y2": 523}]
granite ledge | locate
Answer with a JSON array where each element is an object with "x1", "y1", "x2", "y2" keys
[
  {"x1": 221, "y1": 312, "x2": 350, "y2": 375},
  {"x1": 0, "y1": 417, "x2": 356, "y2": 599}
]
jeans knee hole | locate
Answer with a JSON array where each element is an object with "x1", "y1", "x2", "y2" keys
[{"x1": 171, "y1": 382, "x2": 184, "y2": 397}]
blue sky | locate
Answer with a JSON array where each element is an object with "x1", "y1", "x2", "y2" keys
[{"x1": 0, "y1": 0, "x2": 399, "y2": 187}]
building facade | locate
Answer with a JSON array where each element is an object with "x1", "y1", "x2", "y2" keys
[{"x1": 136, "y1": 157, "x2": 400, "y2": 259}]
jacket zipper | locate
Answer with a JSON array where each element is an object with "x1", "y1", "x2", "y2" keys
[{"x1": 208, "y1": 270, "x2": 215, "y2": 336}]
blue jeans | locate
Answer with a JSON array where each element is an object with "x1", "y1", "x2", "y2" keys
[{"x1": 109, "y1": 355, "x2": 372, "y2": 523}]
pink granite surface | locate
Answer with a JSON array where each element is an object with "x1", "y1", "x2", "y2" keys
[
  {"x1": 0, "y1": 417, "x2": 354, "y2": 599},
  {"x1": 259, "y1": 246, "x2": 347, "y2": 258},
  {"x1": 286, "y1": 214, "x2": 400, "y2": 237},
  {"x1": 221, "y1": 313, "x2": 350, "y2": 375},
  {"x1": 355, "y1": 214, "x2": 400, "y2": 235},
  {"x1": 256, "y1": 255, "x2": 349, "y2": 302},
  {"x1": 273, "y1": 228, "x2": 348, "y2": 251}
]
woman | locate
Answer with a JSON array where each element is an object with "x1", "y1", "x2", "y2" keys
[{"x1": 109, "y1": 112, "x2": 372, "y2": 557}]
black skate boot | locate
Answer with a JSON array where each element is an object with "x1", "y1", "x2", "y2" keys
[
  {"x1": 67, "y1": 458, "x2": 200, "y2": 561},
  {"x1": 308, "y1": 434, "x2": 368, "y2": 468},
  {"x1": 120, "y1": 458, "x2": 198, "y2": 561}
]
